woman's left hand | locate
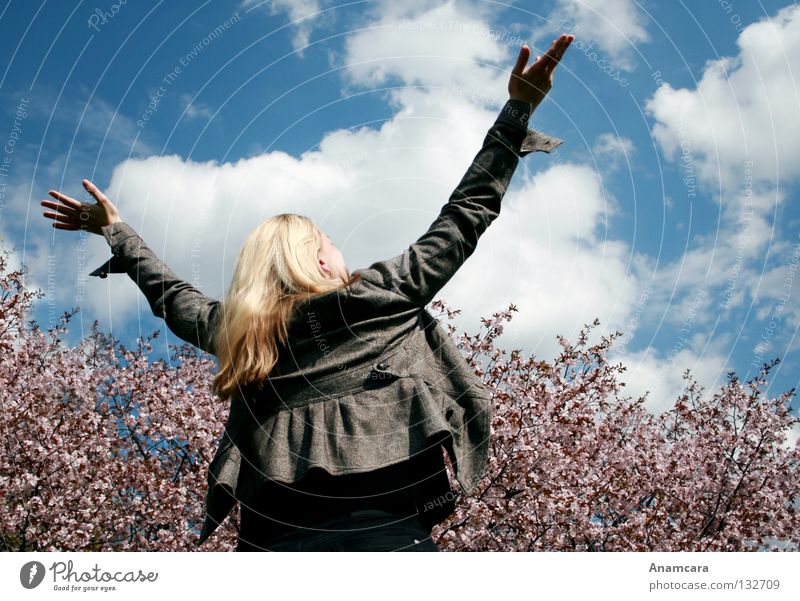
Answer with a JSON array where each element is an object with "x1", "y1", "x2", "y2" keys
[{"x1": 508, "y1": 33, "x2": 574, "y2": 109}]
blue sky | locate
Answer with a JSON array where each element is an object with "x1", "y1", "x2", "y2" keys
[{"x1": 0, "y1": 0, "x2": 798, "y2": 434}]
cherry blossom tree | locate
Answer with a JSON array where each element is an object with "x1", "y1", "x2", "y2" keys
[
  {"x1": 0, "y1": 249, "x2": 236, "y2": 551},
  {"x1": 1, "y1": 249, "x2": 797, "y2": 551},
  {"x1": 430, "y1": 300, "x2": 800, "y2": 552}
]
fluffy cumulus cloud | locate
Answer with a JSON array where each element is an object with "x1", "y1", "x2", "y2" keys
[
  {"x1": 646, "y1": 5, "x2": 800, "y2": 188},
  {"x1": 536, "y1": 0, "x2": 650, "y2": 71},
  {"x1": 341, "y1": 0, "x2": 512, "y2": 105},
  {"x1": 438, "y1": 160, "x2": 636, "y2": 339}
]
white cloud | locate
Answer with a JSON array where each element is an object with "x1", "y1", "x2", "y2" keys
[
  {"x1": 747, "y1": 240, "x2": 800, "y2": 333},
  {"x1": 536, "y1": 0, "x2": 650, "y2": 71},
  {"x1": 646, "y1": 5, "x2": 800, "y2": 189},
  {"x1": 787, "y1": 418, "x2": 800, "y2": 451},
  {"x1": 752, "y1": 339, "x2": 771, "y2": 357},
  {"x1": 341, "y1": 0, "x2": 512, "y2": 106},
  {"x1": 592, "y1": 132, "x2": 634, "y2": 171},
  {"x1": 179, "y1": 94, "x2": 214, "y2": 121},
  {"x1": 436, "y1": 157, "x2": 635, "y2": 344},
  {"x1": 609, "y1": 340, "x2": 731, "y2": 414},
  {"x1": 240, "y1": 0, "x2": 328, "y2": 54}
]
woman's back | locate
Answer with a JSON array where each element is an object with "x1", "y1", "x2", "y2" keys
[{"x1": 268, "y1": 273, "x2": 423, "y2": 378}]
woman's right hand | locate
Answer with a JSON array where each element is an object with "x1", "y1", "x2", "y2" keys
[
  {"x1": 508, "y1": 33, "x2": 573, "y2": 110},
  {"x1": 41, "y1": 179, "x2": 122, "y2": 236}
]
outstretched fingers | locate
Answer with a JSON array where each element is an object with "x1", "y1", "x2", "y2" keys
[
  {"x1": 512, "y1": 44, "x2": 531, "y2": 76},
  {"x1": 40, "y1": 199, "x2": 77, "y2": 215},
  {"x1": 41, "y1": 206, "x2": 77, "y2": 223},
  {"x1": 52, "y1": 222, "x2": 81, "y2": 231},
  {"x1": 542, "y1": 34, "x2": 573, "y2": 73},
  {"x1": 82, "y1": 179, "x2": 109, "y2": 204},
  {"x1": 47, "y1": 189, "x2": 81, "y2": 210},
  {"x1": 40, "y1": 201, "x2": 83, "y2": 228}
]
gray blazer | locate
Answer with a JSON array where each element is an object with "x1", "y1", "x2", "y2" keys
[{"x1": 89, "y1": 98, "x2": 563, "y2": 546}]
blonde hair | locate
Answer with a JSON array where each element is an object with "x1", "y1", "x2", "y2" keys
[{"x1": 211, "y1": 213, "x2": 360, "y2": 400}]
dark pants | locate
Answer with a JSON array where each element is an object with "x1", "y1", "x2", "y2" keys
[{"x1": 237, "y1": 509, "x2": 439, "y2": 552}]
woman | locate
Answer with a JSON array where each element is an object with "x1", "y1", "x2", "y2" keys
[{"x1": 41, "y1": 34, "x2": 573, "y2": 552}]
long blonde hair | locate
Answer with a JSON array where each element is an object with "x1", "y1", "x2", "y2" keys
[{"x1": 211, "y1": 213, "x2": 360, "y2": 400}]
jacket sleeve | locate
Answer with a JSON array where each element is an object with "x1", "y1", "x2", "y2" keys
[
  {"x1": 355, "y1": 98, "x2": 564, "y2": 307},
  {"x1": 88, "y1": 222, "x2": 221, "y2": 356}
]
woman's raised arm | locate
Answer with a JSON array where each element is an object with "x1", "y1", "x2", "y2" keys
[
  {"x1": 41, "y1": 180, "x2": 220, "y2": 355},
  {"x1": 355, "y1": 34, "x2": 573, "y2": 307}
]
